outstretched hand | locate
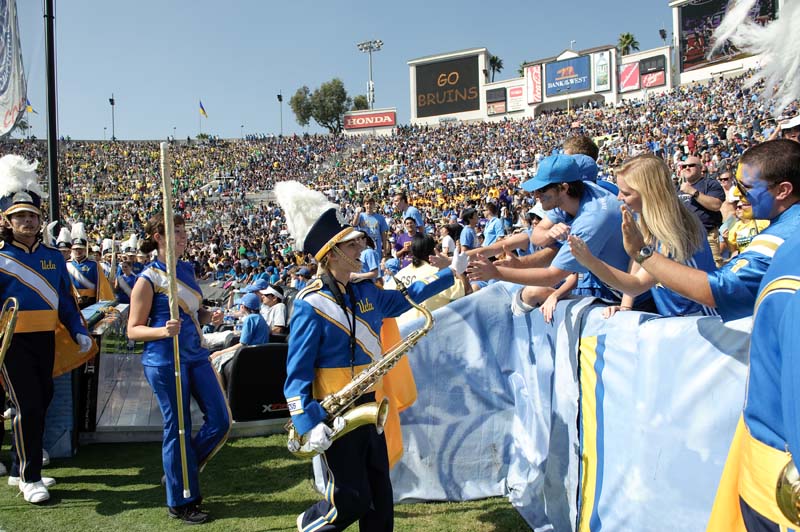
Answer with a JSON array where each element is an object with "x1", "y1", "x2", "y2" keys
[
  {"x1": 495, "y1": 245, "x2": 521, "y2": 268},
  {"x1": 620, "y1": 206, "x2": 646, "y2": 258},
  {"x1": 567, "y1": 235, "x2": 594, "y2": 267},
  {"x1": 467, "y1": 253, "x2": 499, "y2": 282},
  {"x1": 428, "y1": 248, "x2": 451, "y2": 270}
]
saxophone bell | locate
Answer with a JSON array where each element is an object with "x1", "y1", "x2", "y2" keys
[
  {"x1": 0, "y1": 297, "x2": 19, "y2": 369},
  {"x1": 777, "y1": 458, "x2": 800, "y2": 526}
]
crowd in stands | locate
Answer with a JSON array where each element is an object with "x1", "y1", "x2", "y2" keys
[{"x1": 1, "y1": 72, "x2": 797, "y2": 308}]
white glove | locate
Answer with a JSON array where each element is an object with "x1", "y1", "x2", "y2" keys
[
  {"x1": 308, "y1": 422, "x2": 333, "y2": 453},
  {"x1": 77, "y1": 334, "x2": 93, "y2": 354},
  {"x1": 450, "y1": 248, "x2": 469, "y2": 275}
]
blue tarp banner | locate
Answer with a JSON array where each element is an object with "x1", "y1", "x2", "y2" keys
[{"x1": 391, "y1": 282, "x2": 750, "y2": 531}]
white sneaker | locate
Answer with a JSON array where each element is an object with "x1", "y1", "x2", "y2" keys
[
  {"x1": 296, "y1": 511, "x2": 304, "y2": 531},
  {"x1": 9, "y1": 476, "x2": 55, "y2": 488},
  {"x1": 42, "y1": 450, "x2": 50, "y2": 467},
  {"x1": 0, "y1": 462, "x2": 6, "y2": 476},
  {"x1": 19, "y1": 480, "x2": 50, "y2": 504},
  {"x1": 510, "y1": 290, "x2": 535, "y2": 316}
]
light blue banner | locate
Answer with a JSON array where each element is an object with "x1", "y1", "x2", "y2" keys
[{"x1": 391, "y1": 282, "x2": 749, "y2": 531}]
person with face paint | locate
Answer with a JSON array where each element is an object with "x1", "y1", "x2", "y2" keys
[{"x1": 621, "y1": 139, "x2": 800, "y2": 322}]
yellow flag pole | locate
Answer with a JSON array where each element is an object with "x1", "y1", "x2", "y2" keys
[{"x1": 159, "y1": 141, "x2": 191, "y2": 499}]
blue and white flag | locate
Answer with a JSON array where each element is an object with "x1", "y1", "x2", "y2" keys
[{"x1": 0, "y1": 0, "x2": 27, "y2": 137}]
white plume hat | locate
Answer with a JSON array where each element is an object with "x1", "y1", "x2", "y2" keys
[
  {"x1": 56, "y1": 227, "x2": 72, "y2": 249},
  {"x1": 0, "y1": 155, "x2": 46, "y2": 216},
  {"x1": 71, "y1": 222, "x2": 88, "y2": 248},
  {"x1": 712, "y1": 0, "x2": 800, "y2": 115},
  {"x1": 274, "y1": 181, "x2": 362, "y2": 261}
]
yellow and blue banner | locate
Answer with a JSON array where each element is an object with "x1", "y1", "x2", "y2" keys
[
  {"x1": 25, "y1": 98, "x2": 37, "y2": 114},
  {"x1": 199, "y1": 100, "x2": 208, "y2": 118}
]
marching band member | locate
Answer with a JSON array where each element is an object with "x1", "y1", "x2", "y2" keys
[
  {"x1": 275, "y1": 181, "x2": 467, "y2": 532},
  {"x1": 100, "y1": 238, "x2": 115, "y2": 281},
  {"x1": 127, "y1": 212, "x2": 228, "y2": 524},
  {"x1": 55, "y1": 227, "x2": 71, "y2": 261},
  {"x1": 114, "y1": 260, "x2": 138, "y2": 305},
  {"x1": 0, "y1": 155, "x2": 93, "y2": 504},
  {"x1": 67, "y1": 223, "x2": 113, "y2": 309}
]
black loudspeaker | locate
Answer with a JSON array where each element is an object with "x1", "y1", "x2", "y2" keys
[{"x1": 226, "y1": 343, "x2": 289, "y2": 422}]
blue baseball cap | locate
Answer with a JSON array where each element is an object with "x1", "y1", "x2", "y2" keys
[
  {"x1": 571, "y1": 154, "x2": 599, "y2": 183},
  {"x1": 521, "y1": 154, "x2": 581, "y2": 192},
  {"x1": 297, "y1": 267, "x2": 311, "y2": 277},
  {"x1": 384, "y1": 258, "x2": 401, "y2": 274},
  {"x1": 242, "y1": 279, "x2": 268, "y2": 293},
  {"x1": 240, "y1": 292, "x2": 261, "y2": 311}
]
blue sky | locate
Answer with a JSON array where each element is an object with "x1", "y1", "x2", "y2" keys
[{"x1": 17, "y1": 1, "x2": 672, "y2": 140}]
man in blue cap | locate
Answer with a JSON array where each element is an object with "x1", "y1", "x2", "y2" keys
[{"x1": 468, "y1": 154, "x2": 630, "y2": 313}]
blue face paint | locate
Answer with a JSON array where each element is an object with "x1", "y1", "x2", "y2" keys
[{"x1": 747, "y1": 181, "x2": 775, "y2": 219}]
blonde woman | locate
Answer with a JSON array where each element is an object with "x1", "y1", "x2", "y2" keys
[{"x1": 569, "y1": 154, "x2": 718, "y2": 317}]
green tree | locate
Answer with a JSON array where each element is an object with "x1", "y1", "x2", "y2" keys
[
  {"x1": 289, "y1": 86, "x2": 313, "y2": 128},
  {"x1": 489, "y1": 55, "x2": 504, "y2": 82},
  {"x1": 352, "y1": 94, "x2": 369, "y2": 111},
  {"x1": 517, "y1": 61, "x2": 529, "y2": 77},
  {"x1": 618, "y1": 33, "x2": 640, "y2": 56}
]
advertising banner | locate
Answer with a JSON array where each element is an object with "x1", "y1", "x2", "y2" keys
[
  {"x1": 679, "y1": 0, "x2": 777, "y2": 72},
  {"x1": 593, "y1": 51, "x2": 611, "y2": 92},
  {"x1": 545, "y1": 56, "x2": 591, "y2": 97},
  {"x1": 507, "y1": 85, "x2": 525, "y2": 112},
  {"x1": 525, "y1": 64, "x2": 542, "y2": 104},
  {"x1": 618, "y1": 62, "x2": 640, "y2": 92},
  {"x1": 640, "y1": 70, "x2": 666, "y2": 89},
  {"x1": 485, "y1": 87, "x2": 506, "y2": 103},
  {"x1": 344, "y1": 110, "x2": 397, "y2": 130},
  {"x1": 487, "y1": 101, "x2": 507, "y2": 115},
  {"x1": 415, "y1": 55, "x2": 480, "y2": 118}
]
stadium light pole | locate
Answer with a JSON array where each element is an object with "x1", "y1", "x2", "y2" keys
[
  {"x1": 570, "y1": 40, "x2": 576, "y2": 50},
  {"x1": 357, "y1": 39, "x2": 383, "y2": 109},
  {"x1": 277, "y1": 92, "x2": 283, "y2": 136},
  {"x1": 109, "y1": 94, "x2": 116, "y2": 141},
  {"x1": 103, "y1": 127, "x2": 107, "y2": 141},
  {"x1": 240, "y1": 124, "x2": 244, "y2": 139}
]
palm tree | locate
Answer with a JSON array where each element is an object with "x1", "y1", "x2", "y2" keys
[
  {"x1": 489, "y1": 55, "x2": 504, "y2": 82},
  {"x1": 618, "y1": 33, "x2": 640, "y2": 56},
  {"x1": 518, "y1": 61, "x2": 529, "y2": 77}
]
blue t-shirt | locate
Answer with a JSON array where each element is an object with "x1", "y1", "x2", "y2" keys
[
  {"x1": 483, "y1": 217, "x2": 505, "y2": 247},
  {"x1": 651, "y1": 237, "x2": 718, "y2": 317},
  {"x1": 460, "y1": 225, "x2": 477, "y2": 249},
  {"x1": 355, "y1": 212, "x2": 389, "y2": 250},
  {"x1": 709, "y1": 203, "x2": 800, "y2": 321},
  {"x1": 240, "y1": 312, "x2": 269, "y2": 346},
  {"x1": 360, "y1": 247, "x2": 382, "y2": 280},
  {"x1": 550, "y1": 182, "x2": 630, "y2": 302}
]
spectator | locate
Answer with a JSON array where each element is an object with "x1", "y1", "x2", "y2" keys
[
  {"x1": 258, "y1": 284, "x2": 288, "y2": 335},
  {"x1": 677, "y1": 155, "x2": 726, "y2": 267}
]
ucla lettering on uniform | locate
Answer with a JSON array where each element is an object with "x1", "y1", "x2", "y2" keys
[
  {"x1": 39, "y1": 259, "x2": 56, "y2": 270},
  {"x1": 356, "y1": 298, "x2": 375, "y2": 313}
]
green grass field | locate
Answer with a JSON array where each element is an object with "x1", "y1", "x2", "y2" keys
[{"x1": 0, "y1": 433, "x2": 530, "y2": 531}]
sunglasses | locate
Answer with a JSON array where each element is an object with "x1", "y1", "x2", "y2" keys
[
  {"x1": 679, "y1": 163, "x2": 699, "y2": 169},
  {"x1": 718, "y1": 177, "x2": 731, "y2": 182}
]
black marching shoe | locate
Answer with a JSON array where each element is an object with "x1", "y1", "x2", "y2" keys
[{"x1": 168, "y1": 503, "x2": 209, "y2": 525}]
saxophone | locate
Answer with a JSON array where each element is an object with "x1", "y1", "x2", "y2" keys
[{"x1": 286, "y1": 276, "x2": 434, "y2": 458}]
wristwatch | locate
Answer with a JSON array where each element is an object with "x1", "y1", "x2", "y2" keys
[
  {"x1": 692, "y1": 190, "x2": 700, "y2": 199},
  {"x1": 635, "y1": 245, "x2": 654, "y2": 264}
]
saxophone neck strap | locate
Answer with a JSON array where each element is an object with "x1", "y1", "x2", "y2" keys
[{"x1": 321, "y1": 272, "x2": 358, "y2": 377}]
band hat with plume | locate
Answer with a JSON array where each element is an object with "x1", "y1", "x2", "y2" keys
[
  {"x1": 0, "y1": 154, "x2": 47, "y2": 217},
  {"x1": 712, "y1": 0, "x2": 800, "y2": 116},
  {"x1": 274, "y1": 181, "x2": 363, "y2": 262},
  {"x1": 102, "y1": 238, "x2": 114, "y2": 254},
  {"x1": 56, "y1": 227, "x2": 71, "y2": 249},
  {"x1": 71, "y1": 222, "x2": 88, "y2": 248}
]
